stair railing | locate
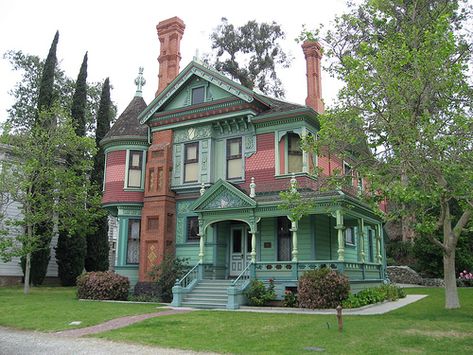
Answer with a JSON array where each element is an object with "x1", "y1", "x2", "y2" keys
[
  {"x1": 232, "y1": 262, "x2": 253, "y2": 290},
  {"x1": 175, "y1": 262, "x2": 199, "y2": 288}
]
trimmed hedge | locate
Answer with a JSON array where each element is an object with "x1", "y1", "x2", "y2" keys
[
  {"x1": 76, "y1": 271, "x2": 129, "y2": 301},
  {"x1": 298, "y1": 268, "x2": 350, "y2": 309}
]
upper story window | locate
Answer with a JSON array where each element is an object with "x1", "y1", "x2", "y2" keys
[
  {"x1": 343, "y1": 161, "x2": 352, "y2": 176},
  {"x1": 287, "y1": 133, "x2": 303, "y2": 173},
  {"x1": 127, "y1": 150, "x2": 143, "y2": 188},
  {"x1": 184, "y1": 142, "x2": 199, "y2": 183},
  {"x1": 226, "y1": 137, "x2": 242, "y2": 180},
  {"x1": 191, "y1": 86, "x2": 205, "y2": 105}
]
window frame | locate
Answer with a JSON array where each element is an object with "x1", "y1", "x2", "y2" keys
[
  {"x1": 345, "y1": 226, "x2": 356, "y2": 246},
  {"x1": 226, "y1": 137, "x2": 243, "y2": 180},
  {"x1": 186, "y1": 216, "x2": 200, "y2": 243},
  {"x1": 191, "y1": 86, "x2": 205, "y2": 105},
  {"x1": 287, "y1": 132, "x2": 303, "y2": 174},
  {"x1": 126, "y1": 150, "x2": 144, "y2": 189},
  {"x1": 183, "y1": 142, "x2": 199, "y2": 183},
  {"x1": 126, "y1": 218, "x2": 141, "y2": 265}
]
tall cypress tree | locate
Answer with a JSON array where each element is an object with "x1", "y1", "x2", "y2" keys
[
  {"x1": 56, "y1": 52, "x2": 88, "y2": 286},
  {"x1": 27, "y1": 31, "x2": 59, "y2": 286},
  {"x1": 85, "y1": 78, "x2": 112, "y2": 271}
]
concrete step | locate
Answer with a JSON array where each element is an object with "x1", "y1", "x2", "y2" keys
[
  {"x1": 183, "y1": 295, "x2": 227, "y2": 301},
  {"x1": 181, "y1": 301, "x2": 227, "y2": 309}
]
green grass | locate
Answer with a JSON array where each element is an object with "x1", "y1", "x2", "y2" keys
[
  {"x1": 93, "y1": 288, "x2": 473, "y2": 354},
  {"x1": 0, "y1": 286, "x2": 161, "y2": 332}
]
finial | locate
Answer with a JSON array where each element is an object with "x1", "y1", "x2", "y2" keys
[
  {"x1": 249, "y1": 177, "x2": 256, "y2": 198},
  {"x1": 193, "y1": 48, "x2": 201, "y2": 63},
  {"x1": 134, "y1": 67, "x2": 146, "y2": 97},
  {"x1": 200, "y1": 182, "x2": 206, "y2": 196},
  {"x1": 290, "y1": 173, "x2": 297, "y2": 193}
]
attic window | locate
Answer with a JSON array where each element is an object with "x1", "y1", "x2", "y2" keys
[{"x1": 191, "y1": 86, "x2": 205, "y2": 105}]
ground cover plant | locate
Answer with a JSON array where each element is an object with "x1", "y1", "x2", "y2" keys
[
  {"x1": 0, "y1": 287, "x2": 161, "y2": 332},
  {"x1": 93, "y1": 288, "x2": 473, "y2": 354}
]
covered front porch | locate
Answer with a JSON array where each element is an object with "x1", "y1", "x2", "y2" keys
[{"x1": 172, "y1": 179, "x2": 387, "y2": 309}]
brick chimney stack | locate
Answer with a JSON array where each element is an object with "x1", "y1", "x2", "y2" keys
[
  {"x1": 302, "y1": 41, "x2": 324, "y2": 114},
  {"x1": 155, "y1": 16, "x2": 185, "y2": 97}
]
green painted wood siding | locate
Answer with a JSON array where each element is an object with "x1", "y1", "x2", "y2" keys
[
  {"x1": 259, "y1": 217, "x2": 276, "y2": 261},
  {"x1": 297, "y1": 216, "x2": 313, "y2": 260},
  {"x1": 314, "y1": 215, "x2": 333, "y2": 260}
]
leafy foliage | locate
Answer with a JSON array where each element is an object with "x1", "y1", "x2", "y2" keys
[
  {"x1": 342, "y1": 284, "x2": 406, "y2": 309},
  {"x1": 301, "y1": 0, "x2": 473, "y2": 309},
  {"x1": 132, "y1": 282, "x2": 162, "y2": 302},
  {"x1": 149, "y1": 256, "x2": 189, "y2": 302},
  {"x1": 206, "y1": 18, "x2": 291, "y2": 98},
  {"x1": 76, "y1": 271, "x2": 130, "y2": 301},
  {"x1": 55, "y1": 234, "x2": 86, "y2": 286},
  {"x1": 244, "y1": 279, "x2": 276, "y2": 306},
  {"x1": 298, "y1": 268, "x2": 350, "y2": 309},
  {"x1": 282, "y1": 289, "x2": 298, "y2": 308}
]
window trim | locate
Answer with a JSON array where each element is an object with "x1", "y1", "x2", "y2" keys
[
  {"x1": 125, "y1": 150, "x2": 145, "y2": 190},
  {"x1": 183, "y1": 142, "x2": 199, "y2": 183},
  {"x1": 186, "y1": 216, "x2": 200, "y2": 243},
  {"x1": 345, "y1": 226, "x2": 356, "y2": 246},
  {"x1": 226, "y1": 137, "x2": 243, "y2": 180},
  {"x1": 126, "y1": 218, "x2": 141, "y2": 265}
]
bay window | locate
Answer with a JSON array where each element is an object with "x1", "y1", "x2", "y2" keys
[
  {"x1": 184, "y1": 142, "x2": 199, "y2": 183},
  {"x1": 226, "y1": 137, "x2": 242, "y2": 180}
]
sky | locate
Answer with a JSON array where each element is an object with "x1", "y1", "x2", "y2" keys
[{"x1": 0, "y1": 0, "x2": 350, "y2": 124}]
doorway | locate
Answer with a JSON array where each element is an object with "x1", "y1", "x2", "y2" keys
[{"x1": 229, "y1": 225, "x2": 252, "y2": 276}]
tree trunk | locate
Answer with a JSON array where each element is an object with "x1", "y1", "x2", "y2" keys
[
  {"x1": 444, "y1": 248, "x2": 459, "y2": 309},
  {"x1": 24, "y1": 252, "x2": 31, "y2": 295}
]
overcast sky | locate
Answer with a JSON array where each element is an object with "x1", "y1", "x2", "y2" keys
[{"x1": 0, "y1": 0, "x2": 350, "y2": 125}]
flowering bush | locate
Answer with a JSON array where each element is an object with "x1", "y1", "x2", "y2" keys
[
  {"x1": 457, "y1": 270, "x2": 473, "y2": 287},
  {"x1": 283, "y1": 289, "x2": 298, "y2": 308},
  {"x1": 298, "y1": 268, "x2": 350, "y2": 309},
  {"x1": 76, "y1": 271, "x2": 129, "y2": 301},
  {"x1": 245, "y1": 279, "x2": 276, "y2": 306}
]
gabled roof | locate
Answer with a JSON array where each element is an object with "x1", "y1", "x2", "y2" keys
[
  {"x1": 138, "y1": 60, "x2": 273, "y2": 124},
  {"x1": 192, "y1": 179, "x2": 256, "y2": 212},
  {"x1": 101, "y1": 96, "x2": 148, "y2": 146}
]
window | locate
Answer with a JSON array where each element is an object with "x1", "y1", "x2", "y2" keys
[
  {"x1": 226, "y1": 137, "x2": 242, "y2": 180},
  {"x1": 368, "y1": 229, "x2": 374, "y2": 262},
  {"x1": 191, "y1": 86, "x2": 205, "y2": 105},
  {"x1": 287, "y1": 133, "x2": 302, "y2": 173},
  {"x1": 186, "y1": 216, "x2": 199, "y2": 242},
  {"x1": 343, "y1": 161, "x2": 352, "y2": 176},
  {"x1": 127, "y1": 150, "x2": 143, "y2": 188},
  {"x1": 277, "y1": 217, "x2": 292, "y2": 261},
  {"x1": 184, "y1": 143, "x2": 199, "y2": 183},
  {"x1": 357, "y1": 176, "x2": 364, "y2": 194},
  {"x1": 127, "y1": 219, "x2": 140, "y2": 264},
  {"x1": 345, "y1": 227, "x2": 355, "y2": 245}
]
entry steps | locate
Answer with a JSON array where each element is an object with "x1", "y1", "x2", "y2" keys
[{"x1": 181, "y1": 279, "x2": 233, "y2": 309}]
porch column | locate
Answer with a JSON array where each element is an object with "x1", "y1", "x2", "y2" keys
[
  {"x1": 358, "y1": 218, "x2": 366, "y2": 263},
  {"x1": 375, "y1": 224, "x2": 382, "y2": 263},
  {"x1": 335, "y1": 210, "x2": 345, "y2": 261},
  {"x1": 250, "y1": 230, "x2": 257, "y2": 263},
  {"x1": 290, "y1": 219, "x2": 299, "y2": 262},
  {"x1": 198, "y1": 219, "x2": 205, "y2": 264}
]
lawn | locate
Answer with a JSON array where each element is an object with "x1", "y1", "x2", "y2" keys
[
  {"x1": 93, "y1": 288, "x2": 473, "y2": 354},
  {"x1": 0, "y1": 286, "x2": 161, "y2": 332}
]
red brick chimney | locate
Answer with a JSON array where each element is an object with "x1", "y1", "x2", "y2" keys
[
  {"x1": 155, "y1": 16, "x2": 185, "y2": 97},
  {"x1": 302, "y1": 41, "x2": 324, "y2": 114}
]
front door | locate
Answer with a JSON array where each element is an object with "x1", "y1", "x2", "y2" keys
[{"x1": 229, "y1": 226, "x2": 252, "y2": 276}]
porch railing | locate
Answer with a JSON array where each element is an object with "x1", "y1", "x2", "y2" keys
[
  {"x1": 232, "y1": 262, "x2": 253, "y2": 290},
  {"x1": 175, "y1": 262, "x2": 199, "y2": 288}
]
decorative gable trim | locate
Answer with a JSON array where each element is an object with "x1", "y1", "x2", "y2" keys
[
  {"x1": 139, "y1": 61, "x2": 261, "y2": 125},
  {"x1": 192, "y1": 179, "x2": 256, "y2": 212}
]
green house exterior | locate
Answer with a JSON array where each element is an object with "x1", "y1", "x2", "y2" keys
[{"x1": 101, "y1": 17, "x2": 387, "y2": 309}]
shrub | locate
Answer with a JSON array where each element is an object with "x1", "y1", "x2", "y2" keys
[
  {"x1": 55, "y1": 234, "x2": 86, "y2": 286},
  {"x1": 283, "y1": 289, "x2": 298, "y2": 308},
  {"x1": 245, "y1": 279, "x2": 276, "y2": 306},
  {"x1": 148, "y1": 256, "x2": 188, "y2": 302},
  {"x1": 76, "y1": 271, "x2": 129, "y2": 301},
  {"x1": 457, "y1": 270, "x2": 473, "y2": 287},
  {"x1": 298, "y1": 268, "x2": 350, "y2": 309},
  {"x1": 342, "y1": 284, "x2": 406, "y2": 308},
  {"x1": 132, "y1": 281, "x2": 162, "y2": 302}
]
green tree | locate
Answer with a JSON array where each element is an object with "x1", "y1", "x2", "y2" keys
[
  {"x1": 55, "y1": 52, "x2": 89, "y2": 286},
  {"x1": 0, "y1": 109, "x2": 97, "y2": 294},
  {"x1": 302, "y1": 0, "x2": 472, "y2": 308},
  {"x1": 85, "y1": 78, "x2": 112, "y2": 272},
  {"x1": 206, "y1": 18, "x2": 291, "y2": 98}
]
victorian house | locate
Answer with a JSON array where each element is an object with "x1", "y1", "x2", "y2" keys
[{"x1": 101, "y1": 17, "x2": 387, "y2": 309}]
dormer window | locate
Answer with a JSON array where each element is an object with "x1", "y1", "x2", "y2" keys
[{"x1": 191, "y1": 86, "x2": 205, "y2": 105}]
